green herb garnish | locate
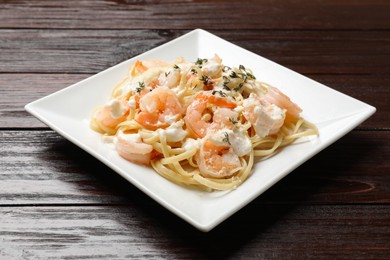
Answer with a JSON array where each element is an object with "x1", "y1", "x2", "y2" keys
[
  {"x1": 200, "y1": 75, "x2": 212, "y2": 86},
  {"x1": 233, "y1": 82, "x2": 244, "y2": 91},
  {"x1": 195, "y1": 58, "x2": 208, "y2": 66},
  {"x1": 212, "y1": 90, "x2": 226, "y2": 97},
  {"x1": 229, "y1": 118, "x2": 238, "y2": 125},
  {"x1": 230, "y1": 71, "x2": 239, "y2": 78},
  {"x1": 223, "y1": 132, "x2": 231, "y2": 145},
  {"x1": 135, "y1": 81, "x2": 145, "y2": 93}
]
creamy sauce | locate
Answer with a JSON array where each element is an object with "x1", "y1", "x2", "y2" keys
[
  {"x1": 159, "y1": 120, "x2": 187, "y2": 143},
  {"x1": 209, "y1": 128, "x2": 251, "y2": 156},
  {"x1": 107, "y1": 99, "x2": 125, "y2": 119},
  {"x1": 202, "y1": 60, "x2": 222, "y2": 77},
  {"x1": 117, "y1": 131, "x2": 142, "y2": 143},
  {"x1": 182, "y1": 138, "x2": 199, "y2": 151},
  {"x1": 127, "y1": 96, "x2": 136, "y2": 109}
]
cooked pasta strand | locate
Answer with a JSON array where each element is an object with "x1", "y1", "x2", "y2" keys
[{"x1": 90, "y1": 55, "x2": 318, "y2": 191}]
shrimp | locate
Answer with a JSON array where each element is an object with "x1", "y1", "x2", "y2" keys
[
  {"x1": 130, "y1": 58, "x2": 184, "y2": 79},
  {"x1": 210, "y1": 107, "x2": 239, "y2": 131},
  {"x1": 129, "y1": 59, "x2": 171, "y2": 77},
  {"x1": 135, "y1": 87, "x2": 183, "y2": 130},
  {"x1": 201, "y1": 54, "x2": 223, "y2": 78},
  {"x1": 196, "y1": 137, "x2": 242, "y2": 178},
  {"x1": 130, "y1": 60, "x2": 149, "y2": 78},
  {"x1": 263, "y1": 86, "x2": 302, "y2": 122},
  {"x1": 158, "y1": 67, "x2": 181, "y2": 89},
  {"x1": 115, "y1": 131, "x2": 154, "y2": 165},
  {"x1": 243, "y1": 94, "x2": 286, "y2": 138},
  {"x1": 184, "y1": 92, "x2": 237, "y2": 138},
  {"x1": 93, "y1": 98, "x2": 129, "y2": 134}
]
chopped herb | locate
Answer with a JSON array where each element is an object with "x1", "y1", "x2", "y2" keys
[
  {"x1": 195, "y1": 58, "x2": 208, "y2": 66},
  {"x1": 246, "y1": 72, "x2": 256, "y2": 80},
  {"x1": 165, "y1": 71, "x2": 170, "y2": 77},
  {"x1": 230, "y1": 71, "x2": 239, "y2": 78},
  {"x1": 234, "y1": 82, "x2": 244, "y2": 91},
  {"x1": 223, "y1": 132, "x2": 231, "y2": 145},
  {"x1": 191, "y1": 68, "x2": 197, "y2": 74},
  {"x1": 222, "y1": 84, "x2": 231, "y2": 91},
  {"x1": 222, "y1": 66, "x2": 231, "y2": 72},
  {"x1": 238, "y1": 64, "x2": 256, "y2": 80},
  {"x1": 222, "y1": 76, "x2": 231, "y2": 90},
  {"x1": 200, "y1": 75, "x2": 212, "y2": 86},
  {"x1": 212, "y1": 90, "x2": 226, "y2": 97},
  {"x1": 135, "y1": 81, "x2": 145, "y2": 93},
  {"x1": 173, "y1": 64, "x2": 179, "y2": 69},
  {"x1": 229, "y1": 118, "x2": 238, "y2": 125}
]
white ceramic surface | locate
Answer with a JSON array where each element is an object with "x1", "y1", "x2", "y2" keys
[{"x1": 25, "y1": 29, "x2": 376, "y2": 232}]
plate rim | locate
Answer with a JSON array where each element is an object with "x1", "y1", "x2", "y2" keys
[{"x1": 24, "y1": 29, "x2": 376, "y2": 232}]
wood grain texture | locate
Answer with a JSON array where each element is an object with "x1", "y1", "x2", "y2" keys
[
  {"x1": 1, "y1": 29, "x2": 389, "y2": 74},
  {"x1": 0, "y1": 74, "x2": 90, "y2": 128},
  {"x1": 1, "y1": 0, "x2": 390, "y2": 30},
  {"x1": 1, "y1": 0, "x2": 389, "y2": 257},
  {"x1": 0, "y1": 205, "x2": 389, "y2": 259},
  {"x1": 1, "y1": 130, "x2": 389, "y2": 205}
]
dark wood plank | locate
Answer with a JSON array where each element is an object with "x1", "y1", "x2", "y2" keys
[
  {"x1": 0, "y1": 0, "x2": 389, "y2": 30},
  {"x1": 1, "y1": 130, "x2": 389, "y2": 205},
  {"x1": 1, "y1": 29, "x2": 389, "y2": 74},
  {"x1": 262, "y1": 130, "x2": 390, "y2": 204},
  {"x1": 0, "y1": 130, "x2": 129, "y2": 204},
  {"x1": 1, "y1": 0, "x2": 388, "y2": 258},
  {"x1": 309, "y1": 74, "x2": 389, "y2": 130},
  {"x1": 0, "y1": 74, "x2": 90, "y2": 128},
  {"x1": 1, "y1": 73, "x2": 386, "y2": 128},
  {"x1": 0, "y1": 204, "x2": 389, "y2": 258}
]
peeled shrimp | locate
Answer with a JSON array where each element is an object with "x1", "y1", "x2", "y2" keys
[
  {"x1": 93, "y1": 98, "x2": 129, "y2": 134},
  {"x1": 263, "y1": 86, "x2": 302, "y2": 122},
  {"x1": 158, "y1": 67, "x2": 181, "y2": 89},
  {"x1": 196, "y1": 137, "x2": 242, "y2": 178},
  {"x1": 135, "y1": 87, "x2": 183, "y2": 130},
  {"x1": 184, "y1": 92, "x2": 237, "y2": 138},
  {"x1": 130, "y1": 60, "x2": 149, "y2": 78},
  {"x1": 129, "y1": 59, "x2": 172, "y2": 77},
  {"x1": 201, "y1": 54, "x2": 223, "y2": 78},
  {"x1": 210, "y1": 107, "x2": 239, "y2": 131},
  {"x1": 243, "y1": 94, "x2": 286, "y2": 138},
  {"x1": 115, "y1": 131, "x2": 153, "y2": 165}
]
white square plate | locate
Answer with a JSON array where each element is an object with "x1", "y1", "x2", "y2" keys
[{"x1": 25, "y1": 29, "x2": 376, "y2": 231}]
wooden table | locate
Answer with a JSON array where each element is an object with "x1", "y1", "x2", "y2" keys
[{"x1": 1, "y1": 1, "x2": 389, "y2": 258}]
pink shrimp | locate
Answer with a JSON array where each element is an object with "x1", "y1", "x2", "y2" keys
[
  {"x1": 201, "y1": 54, "x2": 223, "y2": 78},
  {"x1": 184, "y1": 92, "x2": 237, "y2": 138},
  {"x1": 196, "y1": 138, "x2": 242, "y2": 178},
  {"x1": 243, "y1": 94, "x2": 286, "y2": 138},
  {"x1": 130, "y1": 60, "x2": 149, "y2": 78},
  {"x1": 263, "y1": 86, "x2": 302, "y2": 123},
  {"x1": 115, "y1": 131, "x2": 154, "y2": 165},
  {"x1": 135, "y1": 87, "x2": 183, "y2": 130},
  {"x1": 93, "y1": 98, "x2": 129, "y2": 134},
  {"x1": 211, "y1": 107, "x2": 239, "y2": 130}
]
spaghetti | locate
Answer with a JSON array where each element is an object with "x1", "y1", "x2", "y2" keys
[{"x1": 90, "y1": 55, "x2": 318, "y2": 191}]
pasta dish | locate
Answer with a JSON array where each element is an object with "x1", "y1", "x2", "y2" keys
[{"x1": 90, "y1": 55, "x2": 318, "y2": 191}]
